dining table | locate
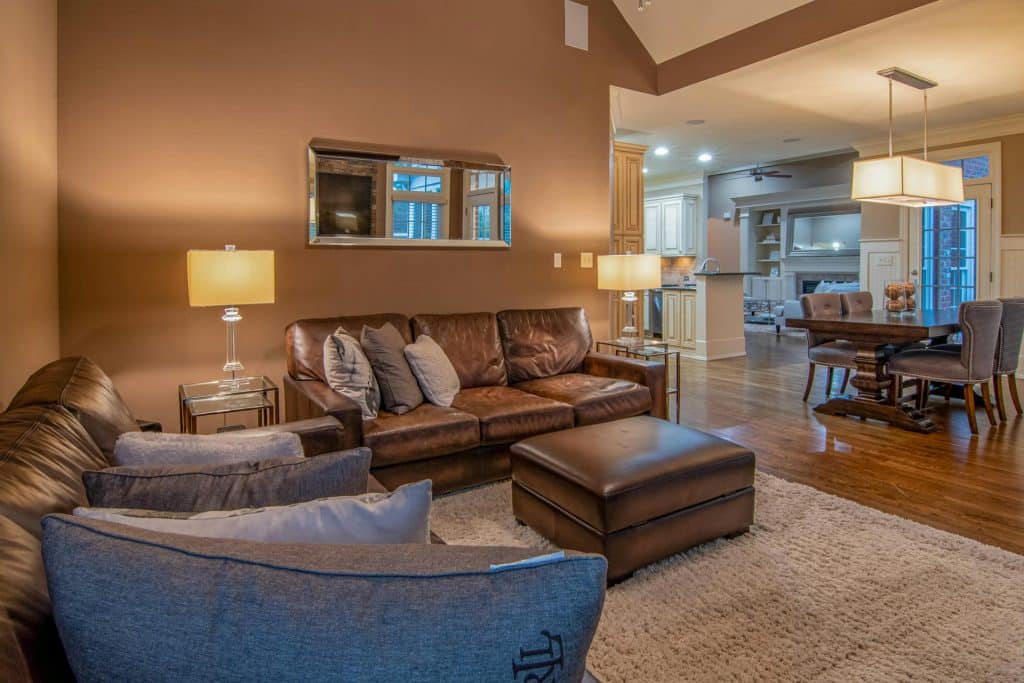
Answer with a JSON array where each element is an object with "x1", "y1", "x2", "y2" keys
[{"x1": 786, "y1": 308, "x2": 961, "y2": 433}]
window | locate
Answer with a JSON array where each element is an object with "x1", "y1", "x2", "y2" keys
[
  {"x1": 385, "y1": 163, "x2": 449, "y2": 239},
  {"x1": 920, "y1": 200, "x2": 977, "y2": 310},
  {"x1": 941, "y1": 155, "x2": 990, "y2": 180}
]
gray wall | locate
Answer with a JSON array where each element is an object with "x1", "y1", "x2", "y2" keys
[{"x1": 706, "y1": 152, "x2": 857, "y2": 220}]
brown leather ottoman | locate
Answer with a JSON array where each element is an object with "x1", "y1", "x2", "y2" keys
[{"x1": 510, "y1": 416, "x2": 755, "y2": 583}]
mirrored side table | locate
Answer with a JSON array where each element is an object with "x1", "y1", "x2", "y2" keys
[
  {"x1": 178, "y1": 376, "x2": 279, "y2": 434},
  {"x1": 594, "y1": 339, "x2": 681, "y2": 424}
]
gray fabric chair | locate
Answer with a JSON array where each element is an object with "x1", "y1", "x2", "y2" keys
[
  {"x1": 931, "y1": 297, "x2": 1024, "y2": 421},
  {"x1": 889, "y1": 300, "x2": 1003, "y2": 434},
  {"x1": 800, "y1": 293, "x2": 856, "y2": 402}
]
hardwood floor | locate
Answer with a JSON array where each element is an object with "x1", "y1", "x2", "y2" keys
[{"x1": 671, "y1": 329, "x2": 1024, "y2": 555}]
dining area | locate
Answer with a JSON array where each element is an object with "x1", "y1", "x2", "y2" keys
[{"x1": 786, "y1": 292, "x2": 1024, "y2": 435}]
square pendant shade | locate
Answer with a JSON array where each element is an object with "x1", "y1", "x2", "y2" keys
[
  {"x1": 187, "y1": 249, "x2": 275, "y2": 307},
  {"x1": 597, "y1": 254, "x2": 661, "y2": 291},
  {"x1": 851, "y1": 155, "x2": 964, "y2": 207}
]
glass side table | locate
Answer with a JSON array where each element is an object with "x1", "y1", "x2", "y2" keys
[
  {"x1": 178, "y1": 376, "x2": 279, "y2": 434},
  {"x1": 594, "y1": 339, "x2": 681, "y2": 424}
]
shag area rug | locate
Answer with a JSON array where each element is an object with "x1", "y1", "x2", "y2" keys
[{"x1": 431, "y1": 473, "x2": 1024, "y2": 682}]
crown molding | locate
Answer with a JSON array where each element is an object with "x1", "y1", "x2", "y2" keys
[{"x1": 851, "y1": 114, "x2": 1024, "y2": 157}]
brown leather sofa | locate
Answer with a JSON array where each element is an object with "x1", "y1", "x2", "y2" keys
[
  {"x1": 0, "y1": 357, "x2": 348, "y2": 682},
  {"x1": 285, "y1": 307, "x2": 667, "y2": 493}
]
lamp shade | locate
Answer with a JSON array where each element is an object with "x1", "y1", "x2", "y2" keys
[
  {"x1": 851, "y1": 155, "x2": 964, "y2": 207},
  {"x1": 187, "y1": 249, "x2": 275, "y2": 307},
  {"x1": 597, "y1": 254, "x2": 661, "y2": 291}
]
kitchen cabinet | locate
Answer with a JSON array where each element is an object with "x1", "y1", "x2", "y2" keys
[
  {"x1": 661, "y1": 290, "x2": 697, "y2": 350},
  {"x1": 613, "y1": 142, "x2": 646, "y2": 236},
  {"x1": 644, "y1": 195, "x2": 698, "y2": 257},
  {"x1": 749, "y1": 276, "x2": 783, "y2": 302}
]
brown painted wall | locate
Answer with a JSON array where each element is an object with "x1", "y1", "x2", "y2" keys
[
  {"x1": 0, "y1": 0, "x2": 60, "y2": 406},
  {"x1": 860, "y1": 133, "x2": 1024, "y2": 240},
  {"x1": 57, "y1": 0, "x2": 656, "y2": 430}
]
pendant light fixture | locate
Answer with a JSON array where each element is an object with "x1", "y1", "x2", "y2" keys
[{"x1": 851, "y1": 67, "x2": 964, "y2": 207}]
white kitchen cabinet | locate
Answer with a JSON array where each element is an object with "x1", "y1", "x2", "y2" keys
[
  {"x1": 662, "y1": 291, "x2": 682, "y2": 347},
  {"x1": 662, "y1": 290, "x2": 696, "y2": 350},
  {"x1": 644, "y1": 203, "x2": 660, "y2": 254},
  {"x1": 681, "y1": 291, "x2": 697, "y2": 349},
  {"x1": 644, "y1": 195, "x2": 698, "y2": 257},
  {"x1": 749, "y1": 276, "x2": 783, "y2": 302}
]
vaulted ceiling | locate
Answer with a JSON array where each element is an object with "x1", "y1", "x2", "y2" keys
[{"x1": 612, "y1": 0, "x2": 1024, "y2": 179}]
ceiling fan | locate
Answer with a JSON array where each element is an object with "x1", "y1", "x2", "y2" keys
[{"x1": 725, "y1": 164, "x2": 793, "y2": 182}]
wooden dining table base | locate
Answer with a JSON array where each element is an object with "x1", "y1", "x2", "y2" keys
[{"x1": 812, "y1": 342, "x2": 938, "y2": 433}]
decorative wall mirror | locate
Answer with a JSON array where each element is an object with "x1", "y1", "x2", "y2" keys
[{"x1": 307, "y1": 138, "x2": 511, "y2": 248}]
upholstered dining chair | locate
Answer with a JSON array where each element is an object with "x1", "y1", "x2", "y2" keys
[
  {"x1": 800, "y1": 293, "x2": 856, "y2": 402},
  {"x1": 840, "y1": 291, "x2": 873, "y2": 315},
  {"x1": 930, "y1": 297, "x2": 1024, "y2": 421},
  {"x1": 889, "y1": 300, "x2": 1003, "y2": 434}
]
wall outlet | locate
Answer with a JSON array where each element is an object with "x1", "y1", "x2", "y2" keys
[
  {"x1": 580, "y1": 252, "x2": 593, "y2": 268},
  {"x1": 553, "y1": 252, "x2": 562, "y2": 268}
]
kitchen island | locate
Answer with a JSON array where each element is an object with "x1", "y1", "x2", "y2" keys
[{"x1": 656, "y1": 272, "x2": 755, "y2": 360}]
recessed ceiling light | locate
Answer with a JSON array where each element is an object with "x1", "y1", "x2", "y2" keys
[
  {"x1": 653, "y1": 146, "x2": 669, "y2": 156},
  {"x1": 783, "y1": 137, "x2": 802, "y2": 143},
  {"x1": 686, "y1": 119, "x2": 705, "y2": 126},
  {"x1": 697, "y1": 152, "x2": 713, "y2": 163},
  {"x1": 642, "y1": 167, "x2": 649, "y2": 174}
]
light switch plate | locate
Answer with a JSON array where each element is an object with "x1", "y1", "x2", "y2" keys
[
  {"x1": 554, "y1": 252, "x2": 562, "y2": 268},
  {"x1": 580, "y1": 252, "x2": 593, "y2": 268},
  {"x1": 878, "y1": 255, "x2": 895, "y2": 266}
]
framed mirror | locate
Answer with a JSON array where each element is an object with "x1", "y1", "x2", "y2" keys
[{"x1": 307, "y1": 138, "x2": 511, "y2": 248}]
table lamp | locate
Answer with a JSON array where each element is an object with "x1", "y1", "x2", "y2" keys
[
  {"x1": 187, "y1": 245, "x2": 275, "y2": 384},
  {"x1": 598, "y1": 253, "x2": 660, "y2": 340}
]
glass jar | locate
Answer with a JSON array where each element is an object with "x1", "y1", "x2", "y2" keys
[{"x1": 884, "y1": 280, "x2": 907, "y2": 315}]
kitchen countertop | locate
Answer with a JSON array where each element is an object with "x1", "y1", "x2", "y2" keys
[
  {"x1": 693, "y1": 271, "x2": 760, "y2": 276},
  {"x1": 655, "y1": 285, "x2": 697, "y2": 291}
]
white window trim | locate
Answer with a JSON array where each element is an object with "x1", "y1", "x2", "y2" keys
[
  {"x1": 901, "y1": 141, "x2": 1002, "y2": 297},
  {"x1": 384, "y1": 164, "x2": 451, "y2": 239}
]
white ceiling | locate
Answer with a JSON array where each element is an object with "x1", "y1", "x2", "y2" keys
[
  {"x1": 613, "y1": 0, "x2": 1024, "y2": 179},
  {"x1": 611, "y1": 0, "x2": 813, "y2": 64}
]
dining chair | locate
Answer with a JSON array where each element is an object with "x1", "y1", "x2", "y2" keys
[
  {"x1": 840, "y1": 291, "x2": 873, "y2": 315},
  {"x1": 889, "y1": 300, "x2": 1003, "y2": 434},
  {"x1": 800, "y1": 293, "x2": 856, "y2": 402},
  {"x1": 930, "y1": 297, "x2": 1024, "y2": 421}
]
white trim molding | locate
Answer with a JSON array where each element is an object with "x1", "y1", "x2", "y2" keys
[
  {"x1": 860, "y1": 238, "x2": 904, "y2": 308},
  {"x1": 851, "y1": 113, "x2": 1024, "y2": 158}
]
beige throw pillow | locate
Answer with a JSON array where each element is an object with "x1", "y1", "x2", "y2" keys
[
  {"x1": 323, "y1": 327, "x2": 381, "y2": 419},
  {"x1": 404, "y1": 335, "x2": 460, "y2": 407},
  {"x1": 73, "y1": 479, "x2": 432, "y2": 545}
]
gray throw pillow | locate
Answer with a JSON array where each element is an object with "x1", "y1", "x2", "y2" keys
[
  {"x1": 73, "y1": 479, "x2": 431, "y2": 545},
  {"x1": 404, "y1": 335, "x2": 460, "y2": 407},
  {"x1": 323, "y1": 327, "x2": 380, "y2": 418},
  {"x1": 42, "y1": 515, "x2": 606, "y2": 682},
  {"x1": 112, "y1": 431, "x2": 303, "y2": 467},
  {"x1": 83, "y1": 448, "x2": 372, "y2": 512},
  {"x1": 360, "y1": 323, "x2": 424, "y2": 415}
]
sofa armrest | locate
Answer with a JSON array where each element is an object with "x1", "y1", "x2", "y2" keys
[
  {"x1": 244, "y1": 416, "x2": 347, "y2": 457},
  {"x1": 583, "y1": 352, "x2": 667, "y2": 420},
  {"x1": 283, "y1": 375, "x2": 362, "y2": 449}
]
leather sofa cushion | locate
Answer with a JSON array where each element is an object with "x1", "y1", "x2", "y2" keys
[
  {"x1": 497, "y1": 308, "x2": 593, "y2": 383},
  {"x1": 808, "y1": 341, "x2": 857, "y2": 367},
  {"x1": 452, "y1": 386, "x2": 573, "y2": 445},
  {"x1": 8, "y1": 357, "x2": 137, "y2": 459},
  {"x1": 0, "y1": 406, "x2": 107, "y2": 537},
  {"x1": 412, "y1": 313, "x2": 508, "y2": 388},
  {"x1": 363, "y1": 404, "x2": 480, "y2": 467},
  {"x1": 0, "y1": 515, "x2": 71, "y2": 682},
  {"x1": 511, "y1": 416, "x2": 755, "y2": 533},
  {"x1": 42, "y1": 514, "x2": 605, "y2": 683},
  {"x1": 515, "y1": 373, "x2": 651, "y2": 426},
  {"x1": 286, "y1": 314, "x2": 411, "y2": 382}
]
